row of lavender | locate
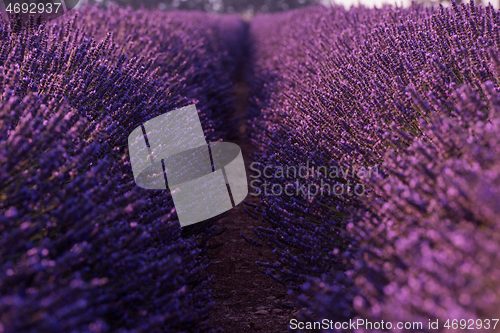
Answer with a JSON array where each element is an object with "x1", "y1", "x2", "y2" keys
[
  {"x1": 247, "y1": 2, "x2": 500, "y2": 328},
  {"x1": 0, "y1": 8, "x2": 245, "y2": 332}
]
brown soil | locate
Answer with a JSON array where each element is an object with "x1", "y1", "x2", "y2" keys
[
  {"x1": 206, "y1": 139, "x2": 306, "y2": 333},
  {"x1": 205, "y1": 79, "x2": 304, "y2": 332}
]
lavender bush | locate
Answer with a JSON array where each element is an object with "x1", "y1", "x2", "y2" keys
[
  {"x1": 0, "y1": 8, "x2": 245, "y2": 332},
  {"x1": 247, "y1": 2, "x2": 500, "y2": 327},
  {"x1": 300, "y1": 82, "x2": 500, "y2": 330}
]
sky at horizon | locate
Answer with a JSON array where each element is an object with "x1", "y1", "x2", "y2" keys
[{"x1": 321, "y1": 0, "x2": 498, "y2": 9}]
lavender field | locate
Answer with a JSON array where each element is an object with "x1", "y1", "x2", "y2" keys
[{"x1": 1, "y1": 1, "x2": 499, "y2": 332}]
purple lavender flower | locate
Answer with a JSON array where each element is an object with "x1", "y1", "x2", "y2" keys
[
  {"x1": 0, "y1": 8, "x2": 245, "y2": 332},
  {"x1": 247, "y1": 2, "x2": 500, "y2": 329}
]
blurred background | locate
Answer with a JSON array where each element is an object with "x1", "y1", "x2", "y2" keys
[{"x1": 82, "y1": 0, "x2": 499, "y2": 14}]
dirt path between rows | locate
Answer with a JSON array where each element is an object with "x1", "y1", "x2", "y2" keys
[{"x1": 205, "y1": 78, "x2": 303, "y2": 332}]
